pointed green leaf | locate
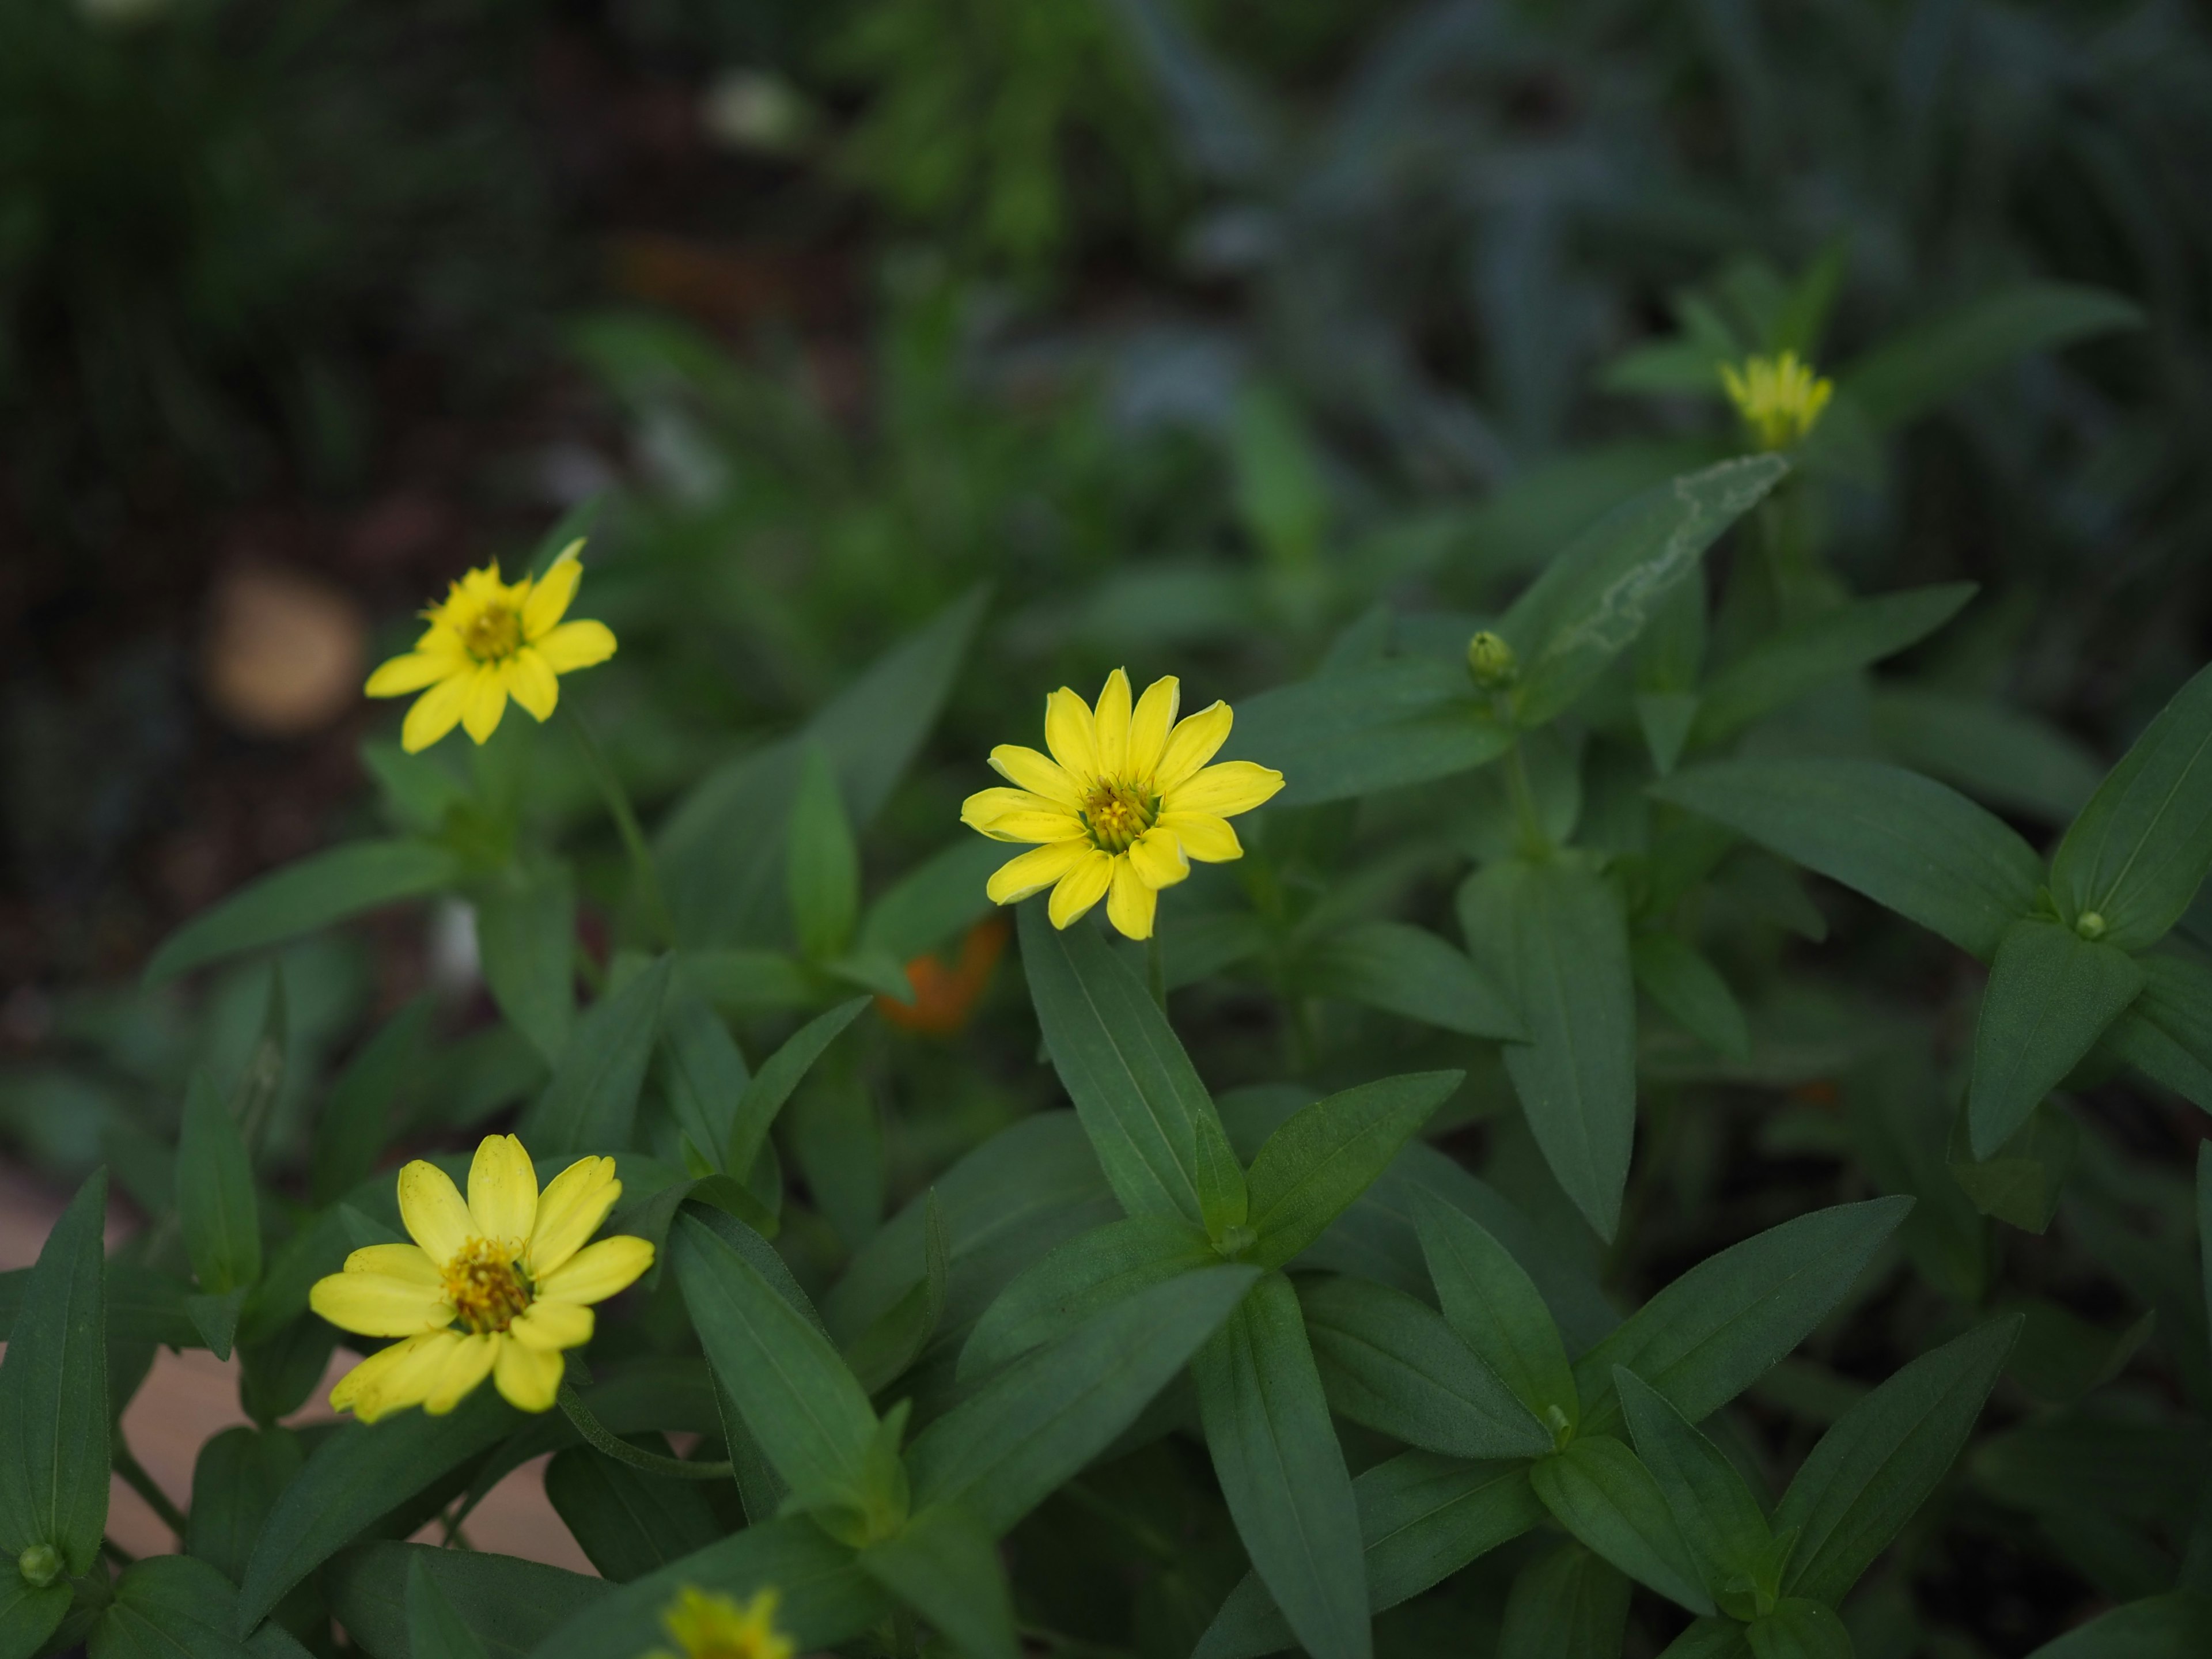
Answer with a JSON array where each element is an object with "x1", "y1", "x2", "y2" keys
[
  {"x1": 1614, "y1": 1368, "x2": 1772, "y2": 1598},
  {"x1": 1638, "y1": 692, "x2": 1703, "y2": 777},
  {"x1": 1633, "y1": 932, "x2": 1751, "y2": 1060},
  {"x1": 2104, "y1": 952, "x2": 2212, "y2": 1111},
  {"x1": 185, "y1": 1426, "x2": 302, "y2": 1585},
  {"x1": 1950, "y1": 1096, "x2": 2078, "y2": 1234},
  {"x1": 1018, "y1": 901, "x2": 1218, "y2": 1225},
  {"x1": 0, "y1": 1578, "x2": 70, "y2": 1659},
  {"x1": 728, "y1": 997, "x2": 870, "y2": 1179},
  {"x1": 544, "y1": 1440, "x2": 721, "y2": 1583},
  {"x1": 1531, "y1": 1436, "x2": 1715, "y2": 1615},
  {"x1": 1193, "y1": 1112, "x2": 1250, "y2": 1243},
  {"x1": 310, "y1": 996, "x2": 431, "y2": 1205},
  {"x1": 1969, "y1": 918, "x2": 2143, "y2": 1156},
  {"x1": 1652, "y1": 760, "x2": 2042, "y2": 961},
  {"x1": 407, "y1": 1554, "x2": 494, "y2": 1659},
  {"x1": 1297, "y1": 922, "x2": 1525, "y2": 1041},
  {"x1": 1460, "y1": 854, "x2": 1635, "y2": 1239},
  {"x1": 1245, "y1": 1071, "x2": 1460, "y2": 1269},
  {"x1": 2025, "y1": 1591, "x2": 2212, "y2": 1658},
  {"x1": 1775, "y1": 1316, "x2": 2022, "y2": 1604},
  {"x1": 788, "y1": 744, "x2": 861, "y2": 963},
  {"x1": 145, "y1": 840, "x2": 463, "y2": 984},
  {"x1": 92, "y1": 1556, "x2": 263, "y2": 1659},
  {"x1": 179, "y1": 1070, "x2": 262, "y2": 1297},
  {"x1": 1192, "y1": 1272, "x2": 1369, "y2": 1659},
  {"x1": 1841, "y1": 282, "x2": 2143, "y2": 430},
  {"x1": 1497, "y1": 1543, "x2": 1633, "y2": 1659},
  {"x1": 959, "y1": 1214, "x2": 1215, "y2": 1382},
  {"x1": 186, "y1": 1288, "x2": 248, "y2": 1363},
  {"x1": 1414, "y1": 1190, "x2": 1576, "y2": 1438},
  {"x1": 519, "y1": 955, "x2": 673, "y2": 1153},
  {"x1": 1872, "y1": 688, "x2": 2102, "y2": 824},
  {"x1": 475, "y1": 861, "x2": 577, "y2": 1065},
  {"x1": 0, "y1": 1172, "x2": 108, "y2": 1580},
  {"x1": 1219, "y1": 658, "x2": 1512, "y2": 807},
  {"x1": 1660, "y1": 1619, "x2": 1755, "y2": 1659},
  {"x1": 658, "y1": 995, "x2": 752, "y2": 1176},
  {"x1": 844, "y1": 1191, "x2": 951, "y2": 1395},
  {"x1": 858, "y1": 1506, "x2": 1015, "y2": 1659},
  {"x1": 1747, "y1": 1599, "x2": 1853, "y2": 1659},
  {"x1": 324, "y1": 1543, "x2": 609, "y2": 1659},
  {"x1": 858, "y1": 839, "x2": 1007, "y2": 964},
  {"x1": 1300, "y1": 1276, "x2": 1550, "y2": 1460}
]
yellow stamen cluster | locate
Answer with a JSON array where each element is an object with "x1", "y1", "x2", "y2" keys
[
  {"x1": 1083, "y1": 778, "x2": 1158, "y2": 853},
  {"x1": 441, "y1": 1238, "x2": 532, "y2": 1334},
  {"x1": 647, "y1": 1586, "x2": 794, "y2": 1659},
  {"x1": 1718, "y1": 351, "x2": 1834, "y2": 450}
]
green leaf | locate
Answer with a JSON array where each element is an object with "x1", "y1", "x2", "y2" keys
[
  {"x1": 324, "y1": 1543, "x2": 610, "y2": 1659},
  {"x1": 1220, "y1": 658, "x2": 1512, "y2": 808},
  {"x1": 1638, "y1": 691, "x2": 1703, "y2": 777},
  {"x1": 0, "y1": 1172, "x2": 108, "y2": 1580},
  {"x1": 1949, "y1": 1098, "x2": 2079, "y2": 1234},
  {"x1": 1196, "y1": 1454, "x2": 1544, "y2": 1659},
  {"x1": 1414, "y1": 1190, "x2": 1577, "y2": 1438},
  {"x1": 406, "y1": 1554, "x2": 493, "y2": 1659},
  {"x1": 1871, "y1": 688, "x2": 2103, "y2": 824},
  {"x1": 1575, "y1": 1197, "x2": 1914, "y2": 1435},
  {"x1": 1531, "y1": 1436, "x2": 1715, "y2": 1615},
  {"x1": 1193, "y1": 1112, "x2": 1250, "y2": 1244},
  {"x1": 518, "y1": 955, "x2": 673, "y2": 1153},
  {"x1": 1194, "y1": 1272, "x2": 1369, "y2": 1659},
  {"x1": 0, "y1": 1578, "x2": 70, "y2": 1659},
  {"x1": 544, "y1": 1441, "x2": 722, "y2": 1582},
  {"x1": 1632, "y1": 932, "x2": 1751, "y2": 1060},
  {"x1": 657, "y1": 995, "x2": 752, "y2": 1176},
  {"x1": 1497, "y1": 1543, "x2": 1633, "y2": 1659},
  {"x1": 788, "y1": 744, "x2": 861, "y2": 963},
  {"x1": 1660, "y1": 1619, "x2": 1755, "y2": 1659},
  {"x1": 676, "y1": 948, "x2": 815, "y2": 1012},
  {"x1": 1775, "y1": 1316, "x2": 2022, "y2": 1604},
  {"x1": 1296, "y1": 922, "x2": 1525, "y2": 1041},
  {"x1": 858, "y1": 1506, "x2": 1016, "y2": 1659},
  {"x1": 2201, "y1": 1141, "x2": 2211, "y2": 1343},
  {"x1": 858, "y1": 839, "x2": 1007, "y2": 964},
  {"x1": 186, "y1": 1287, "x2": 248, "y2": 1364},
  {"x1": 671, "y1": 1213, "x2": 878, "y2": 1510},
  {"x1": 1300, "y1": 1275, "x2": 1550, "y2": 1460},
  {"x1": 474, "y1": 861, "x2": 577, "y2": 1064},
  {"x1": 185, "y1": 1426, "x2": 302, "y2": 1585},
  {"x1": 1018, "y1": 902, "x2": 1219, "y2": 1225},
  {"x1": 1840, "y1": 282, "x2": 2143, "y2": 430},
  {"x1": 235, "y1": 1386, "x2": 518, "y2": 1628},
  {"x1": 2104, "y1": 952, "x2": 2212, "y2": 1110},
  {"x1": 959, "y1": 1214, "x2": 1215, "y2": 1382},
  {"x1": 1653, "y1": 760, "x2": 2042, "y2": 960},
  {"x1": 311, "y1": 996, "x2": 431, "y2": 1205},
  {"x1": 145, "y1": 840, "x2": 463, "y2": 984},
  {"x1": 1245, "y1": 1071, "x2": 1460, "y2": 1269},
  {"x1": 843, "y1": 1190, "x2": 950, "y2": 1395},
  {"x1": 1968, "y1": 919, "x2": 2143, "y2": 1156},
  {"x1": 727, "y1": 997, "x2": 870, "y2": 1180},
  {"x1": 1460, "y1": 854, "x2": 1637, "y2": 1240},
  {"x1": 1614, "y1": 1368, "x2": 1772, "y2": 1601},
  {"x1": 527, "y1": 1518, "x2": 891, "y2": 1659},
  {"x1": 1690, "y1": 585, "x2": 1976, "y2": 748},
  {"x1": 2052, "y1": 661, "x2": 2212, "y2": 950},
  {"x1": 2025, "y1": 1592, "x2": 2212, "y2": 1658},
  {"x1": 1747, "y1": 1599, "x2": 1854, "y2": 1659},
  {"x1": 90, "y1": 1556, "x2": 261, "y2": 1659},
  {"x1": 909, "y1": 1265, "x2": 1260, "y2": 1536},
  {"x1": 1503, "y1": 456, "x2": 1788, "y2": 728},
  {"x1": 178, "y1": 1070, "x2": 262, "y2": 1298}
]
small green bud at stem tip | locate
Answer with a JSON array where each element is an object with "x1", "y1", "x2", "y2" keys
[
  {"x1": 1467, "y1": 630, "x2": 1518, "y2": 690},
  {"x1": 2075, "y1": 911, "x2": 2107, "y2": 940},
  {"x1": 17, "y1": 1544, "x2": 61, "y2": 1589}
]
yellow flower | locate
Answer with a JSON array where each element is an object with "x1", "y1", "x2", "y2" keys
[
  {"x1": 646, "y1": 1586, "x2": 794, "y2": 1659},
  {"x1": 961, "y1": 670, "x2": 1284, "y2": 942},
  {"x1": 365, "y1": 540, "x2": 618, "y2": 753},
  {"x1": 1718, "y1": 351, "x2": 1834, "y2": 450},
  {"x1": 309, "y1": 1134, "x2": 653, "y2": 1421}
]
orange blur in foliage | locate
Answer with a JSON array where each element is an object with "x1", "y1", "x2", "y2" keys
[{"x1": 877, "y1": 918, "x2": 1010, "y2": 1035}]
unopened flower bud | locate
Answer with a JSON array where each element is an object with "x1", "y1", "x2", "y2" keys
[
  {"x1": 1466, "y1": 631, "x2": 1518, "y2": 690},
  {"x1": 17, "y1": 1544, "x2": 61, "y2": 1589},
  {"x1": 2075, "y1": 911, "x2": 2107, "y2": 941}
]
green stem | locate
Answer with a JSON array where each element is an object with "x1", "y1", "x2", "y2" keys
[
  {"x1": 1503, "y1": 742, "x2": 1548, "y2": 858},
  {"x1": 565, "y1": 704, "x2": 675, "y2": 948},
  {"x1": 100, "y1": 1537, "x2": 137, "y2": 1569},
  {"x1": 556, "y1": 1382, "x2": 734, "y2": 1480},
  {"x1": 113, "y1": 1442, "x2": 187, "y2": 1541}
]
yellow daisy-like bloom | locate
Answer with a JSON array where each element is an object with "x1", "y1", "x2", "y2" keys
[
  {"x1": 308, "y1": 1134, "x2": 653, "y2": 1422},
  {"x1": 645, "y1": 1586, "x2": 794, "y2": 1659},
  {"x1": 960, "y1": 670, "x2": 1284, "y2": 942},
  {"x1": 365, "y1": 539, "x2": 618, "y2": 753},
  {"x1": 1718, "y1": 351, "x2": 1835, "y2": 451}
]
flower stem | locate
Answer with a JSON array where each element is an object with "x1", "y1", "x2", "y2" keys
[
  {"x1": 556, "y1": 1381, "x2": 734, "y2": 1480},
  {"x1": 565, "y1": 704, "x2": 675, "y2": 949},
  {"x1": 113, "y1": 1440, "x2": 187, "y2": 1540},
  {"x1": 1503, "y1": 741, "x2": 1548, "y2": 858}
]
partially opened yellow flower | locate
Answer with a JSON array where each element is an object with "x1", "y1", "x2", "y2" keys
[
  {"x1": 309, "y1": 1134, "x2": 652, "y2": 1421},
  {"x1": 1718, "y1": 351, "x2": 1834, "y2": 450},
  {"x1": 961, "y1": 670, "x2": 1284, "y2": 941},
  {"x1": 646, "y1": 1585, "x2": 793, "y2": 1659},
  {"x1": 365, "y1": 539, "x2": 618, "y2": 753}
]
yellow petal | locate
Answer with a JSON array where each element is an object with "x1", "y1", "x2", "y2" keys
[
  {"x1": 535, "y1": 619, "x2": 618, "y2": 674},
  {"x1": 984, "y1": 840, "x2": 1093, "y2": 905},
  {"x1": 366, "y1": 652, "x2": 459, "y2": 698},
  {"x1": 536, "y1": 1234, "x2": 655, "y2": 1306},
  {"x1": 960, "y1": 788, "x2": 1085, "y2": 844},
  {"x1": 527, "y1": 1156, "x2": 622, "y2": 1279},
  {"x1": 1127, "y1": 676, "x2": 1180, "y2": 785},
  {"x1": 492, "y1": 1334, "x2": 565, "y2": 1413},
  {"x1": 1158, "y1": 810, "x2": 1243, "y2": 863},
  {"x1": 423, "y1": 1333, "x2": 499, "y2": 1414},
  {"x1": 1092, "y1": 669, "x2": 1132, "y2": 778},
  {"x1": 508, "y1": 1298, "x2": 593, "y2": 1352},
  {"x1": 1043, "y1": 687, "x2": 1099, "y2": 780},
  {"x1": 468, "y1": 1134, "x2": 538, "y2": 1247},
  {"x1": 1105, "y1": 858, "x2": 1158, "y2": 941},
  {"x1": 401, "y1": 674, "x2": 472, "y2": 754},
  {"x1": 1047, "y1": 850, "x2": 1115, "y2": 929},
  {"x1": 309, "y1": 1271, "x2": 454, "y2": 1338},
  {"x1": 1163, "y1": 760, "x2": 1285, "y2": 820},
  {"x1": 460, "y1": 665, "x2": 508, "y2": 745},
  {"x1": 342, "y1": 1244, "x2": 442, "y2": 1285},
  {"x1": 398, "y1": 1161, "x2": 474, "y2": 1261},
  {"x1": 986, "y1": 745, "x2": 1081, "y2": 808},
  {"x1": 331, "y1": 1330, "x2": 462, "y2": 1421},
  {"x1": 1154, "y1": 701, "x2": 1234, "y2": 793},
  {"x1": 1127, "y1": 826, "x2": 1191, "y2": 891},
  {"x1": 507, "y1": 649, "x2": 560, "y2": 722},
  {"x1": 522, "y1": 547, "x2": 585, "y2": 639}
]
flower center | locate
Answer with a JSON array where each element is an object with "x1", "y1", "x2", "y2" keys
[
  {"x1": 442, "y1": 1237, "x2": 532, "y2": 1333},
  {"x1": 461, "y1": 604, "x2": 522, "y2": 662},
  {"x1": 1082, "y1": 777, "x2": 1157, "y2": 854}
]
